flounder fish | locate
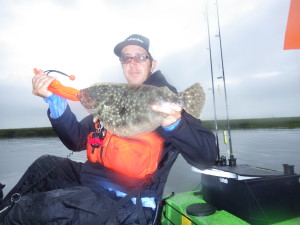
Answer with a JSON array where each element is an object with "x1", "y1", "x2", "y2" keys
[{"x1": 78, "y1": 83, "x2": 206, "y2": 137}]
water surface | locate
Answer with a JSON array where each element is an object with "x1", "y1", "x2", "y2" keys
[{"x1": 1, "y1": 128, "x2": 299, "y2": 197}]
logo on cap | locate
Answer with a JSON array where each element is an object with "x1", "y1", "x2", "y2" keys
[{"x1": 127, "y1": 37, "x2": 144, "y2": 43}]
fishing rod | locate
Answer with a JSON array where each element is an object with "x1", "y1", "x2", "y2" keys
[
  {"x1": 204, "y1": 1, "x2": 222, "y2": 164},
  {"x1": 205, "y1": 0, "x2": 236, "y2": 166},
  {"x1": 215, "y1": 0, "x2": 236, "y2": 166}
]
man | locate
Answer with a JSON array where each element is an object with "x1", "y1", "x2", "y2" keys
[{"x1": 0, "y1": 34, "x2": 217, "y2": 224}]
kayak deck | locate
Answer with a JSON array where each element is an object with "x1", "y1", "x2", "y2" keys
[
  {"x1": 160, "y1": 191, "x2": 249, "y2": 225},
  {"x1": 160, "y1": 190, "x2": 300, "y2": 225}
]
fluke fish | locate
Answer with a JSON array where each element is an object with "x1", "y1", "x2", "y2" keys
[
  {"x1": 33, "y1": 68, "x2": 206, "y2": 136},
  {"x1": 79, "y1": 82, "x2": 205, "y2": 136}
]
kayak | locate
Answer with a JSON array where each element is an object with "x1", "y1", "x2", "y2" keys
[
  {"x1": 160, "y1": 164, "x2": 300, "y2": 225},
  {"x1": 160, "y1": 190, "x2": 300, "y2": 225}
]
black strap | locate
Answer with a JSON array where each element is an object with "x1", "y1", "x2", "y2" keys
[
  {"x1": 136, "y1": 194, "x2": 147, "y2": 225},
  {"x1": 89, "y1": 149, "x2": 179, "y2": 225}
]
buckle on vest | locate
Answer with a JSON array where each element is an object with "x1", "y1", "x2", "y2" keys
[
  {"x1": 88, "y1": 132, "x2": 104, "y2": 147},
  {"x1": 88, "y1": 120, "x2": 107, "y2": 147}
]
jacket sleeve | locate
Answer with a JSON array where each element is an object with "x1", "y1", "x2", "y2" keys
[
  {"x1": 158, "y1": 111, "x2": 218, "y2": 169},
  {"x1": 48, "y1": 104, "x2": 95, "y2": 151}
]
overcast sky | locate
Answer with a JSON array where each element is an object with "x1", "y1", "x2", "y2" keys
[{"x1": 0, "y1": 0, "x2": 299, "y2": 129}]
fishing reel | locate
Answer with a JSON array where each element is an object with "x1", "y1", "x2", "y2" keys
[{"x1": 215, "y1": 155, "x2": 227, "y2": 166}]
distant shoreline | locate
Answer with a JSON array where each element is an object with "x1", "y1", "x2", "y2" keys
[
  {"x1": 203, "y1": 116, "x2": 300, "y2": 130},
  {"x1": 0, "y1": 117, "x2": 299, "y2": 139}
]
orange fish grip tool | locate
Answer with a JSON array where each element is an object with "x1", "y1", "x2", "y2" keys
[{"x1": 33, "y1": 68, "x2": 80, "y2": 101}]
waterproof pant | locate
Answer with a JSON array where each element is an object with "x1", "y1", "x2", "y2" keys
[{"x1": 0, "y1": 155, "x2": 154, "y2": 225}]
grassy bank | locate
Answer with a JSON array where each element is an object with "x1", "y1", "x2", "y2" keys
[
  {"x1": 0, "y1": 117, "x2": 299, "y2": 139},
  {"x1": 0, "y1": 127, "x2": 57, "y2": 139},
  {"x1": 202, "y1": 117, "x2": 300, "y2": 130}
]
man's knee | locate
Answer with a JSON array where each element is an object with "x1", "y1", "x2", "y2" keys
[
  {"x1": 34, "y1": 154, "x2": 66, "y2": 164},
  {"x1": 28, "y1": 154, "x2": 63, "y2": 172}
]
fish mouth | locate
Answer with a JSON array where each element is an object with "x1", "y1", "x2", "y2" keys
[{"x1": 78, "y1": 90, "x2": 95, "y2": 110}]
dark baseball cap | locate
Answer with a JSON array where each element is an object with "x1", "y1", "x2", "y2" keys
[{"x1": 114, "y1": 34, "x2": 151, "y2": 58}]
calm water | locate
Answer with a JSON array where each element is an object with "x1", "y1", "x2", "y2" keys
[{"x1": 0, "y1": 128, "x2": 299, "y2": 197}]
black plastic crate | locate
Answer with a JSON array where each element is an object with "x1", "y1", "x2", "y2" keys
[{"x1": 201, "y1": 165, "x2": 300, "y2": 225}]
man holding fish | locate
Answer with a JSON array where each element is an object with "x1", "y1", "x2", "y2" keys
[{"x1": 0, "y1": 34, "x2": 217, "y2": 224}]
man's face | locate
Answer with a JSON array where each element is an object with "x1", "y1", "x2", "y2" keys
[{"x1": 120, "y1": 45, "x2": 156, "y2": 84}]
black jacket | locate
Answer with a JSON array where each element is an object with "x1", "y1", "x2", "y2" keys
[{"x1": 48, "y1": 70, "x2": 217, "y2": 198}]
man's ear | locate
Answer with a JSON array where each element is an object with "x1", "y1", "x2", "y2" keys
[{"x1": 150, "y1": 60, "x2": 157, "y2": 73}]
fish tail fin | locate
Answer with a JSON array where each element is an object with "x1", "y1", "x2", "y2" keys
[{"x1": 179, "y1": 82, "x2": 206, "y2": 119}]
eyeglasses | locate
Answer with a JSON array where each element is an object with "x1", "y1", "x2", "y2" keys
[{"x1": 119, "y1": 53, "x2": 151, "y2": 64}]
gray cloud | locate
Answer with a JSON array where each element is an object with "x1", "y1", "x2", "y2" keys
[{"x1": 0, "y1": 0, "x2": 299, "y2": 129}]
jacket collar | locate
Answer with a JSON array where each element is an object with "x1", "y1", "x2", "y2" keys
[{"x1": 143, "y1": 70, "x2": 177, "y2": 93}]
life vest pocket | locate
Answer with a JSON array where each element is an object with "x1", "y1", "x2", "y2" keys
[{"x1": 87, "y1": 131, "x2": 164, "y2": 179}]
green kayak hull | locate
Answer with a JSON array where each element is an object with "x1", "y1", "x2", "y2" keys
[{"x1": 160, "y1": 191, "x2": 300, "y2": 225}]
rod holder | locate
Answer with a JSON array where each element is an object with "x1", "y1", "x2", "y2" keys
[
  {"x1": 228, "y1": 157, "x2": 237, "y2": 167},
  {"x1": 283, "y1": 164, "x2": 295, "y2": 175}
]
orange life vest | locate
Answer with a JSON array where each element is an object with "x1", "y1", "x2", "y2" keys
[{"x1": 86, "y1": 124, "x2": 164, "y2": 179}]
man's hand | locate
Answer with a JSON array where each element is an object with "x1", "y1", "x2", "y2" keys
[
  {"x1": 152, "y1": 103, "x2": 182, "y2": 127},
  {"x1": 32, "y1": 69, "x2": 55, "y2": 98}
]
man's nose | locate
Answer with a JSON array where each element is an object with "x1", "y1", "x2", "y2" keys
[{"x1": 129, "y1": 58, "x2": 138, "y2": 66}]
